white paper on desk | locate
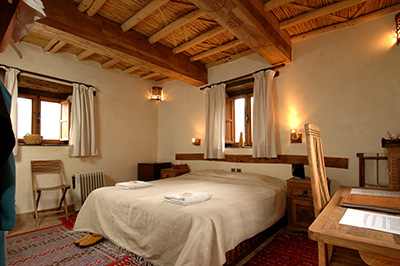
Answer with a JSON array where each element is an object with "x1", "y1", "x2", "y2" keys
[
  {"x1": 339, "y1": 209, "x2": 400, "y2": 235},
  {"x1": 350, "y1": 188, "x2": 400, "y2": 198}
]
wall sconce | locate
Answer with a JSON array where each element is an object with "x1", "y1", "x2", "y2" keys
[
  {"x1": 150, "y1": 87, "x2": 164, "y2": 102},
  {"x1": 396, "y1": 12, "x2": 400, "y2": 46},
  {"x1": 192, "y1": 138, "x2": 201, "y2": 146},
  {"x1": 290, "y1": 129, "x2": 302, "y2": 143}
]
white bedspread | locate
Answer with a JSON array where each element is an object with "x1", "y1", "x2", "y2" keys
[{"x1": 73, "y1": 170, "x2": 286, "y2": 266}]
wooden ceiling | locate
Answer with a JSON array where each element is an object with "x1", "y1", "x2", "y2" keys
[{"x1": 19, "y1": 0, "x2": 400, "y2": 86}]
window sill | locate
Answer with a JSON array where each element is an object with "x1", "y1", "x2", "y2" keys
[
  {"x1": 225, "y1": 146, "x2": 252, "y2": 155},
  {"x1": 18, "y1": 143, "x2": 68, "y2": 146}
]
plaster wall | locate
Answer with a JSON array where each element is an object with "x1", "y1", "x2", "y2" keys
[{"x1": 157, "y1": 11, "x2": 400, "y2": 193}]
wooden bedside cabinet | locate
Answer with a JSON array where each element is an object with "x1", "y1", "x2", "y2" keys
[
  {"x1": 286, "y1": 177, "x2": 330, "y2": 232},
  {"x1": 138, "y1": 162, "x2": 172, "y2": 181},
  {"x1": 161, "y1": 168, "x2": 191, "y2": 179}
]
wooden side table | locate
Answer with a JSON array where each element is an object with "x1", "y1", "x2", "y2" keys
[
  {"x1": 287, "y1": 177, "x2": 330, "y2": 231},
  {"x1": 287, "y1": 177, "x2": 314, "y2": 231},
  {"x1": 161, "y1": 168, "x2": 191, "y2": 179},
  {"x1": 138, "y1": 162, "x2": 172, "y2": 181},
  {"x1": 382, "y1": 139, "x2": 400, "y2": 189}
]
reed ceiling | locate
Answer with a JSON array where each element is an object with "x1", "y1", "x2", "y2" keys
[{"x1": 19, "y1": 0, "x2": 400, "y2": 86}]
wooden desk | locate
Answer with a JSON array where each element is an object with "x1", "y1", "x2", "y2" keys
[{"x1": 308, "y1": 186, "x2": 400, "y2": 265}]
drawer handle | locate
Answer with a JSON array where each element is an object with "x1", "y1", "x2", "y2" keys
[{"x1": 302, "y1": 190, "x2": 308, "y2": 197}]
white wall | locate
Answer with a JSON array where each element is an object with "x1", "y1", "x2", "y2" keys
[
  {"x1": 158, "y1": 11, "x2": 400, "y2": 193},
  {"x1": 0, "y1": 43, "x2": 158, "y2": 214}
]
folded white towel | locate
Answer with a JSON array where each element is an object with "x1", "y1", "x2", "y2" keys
[
  {"x1": 164, "y1": 191, "x2": 212, "y2": 206},
  {"x1": 116, "y1": 181, "x2": 151, "y2": 189}
]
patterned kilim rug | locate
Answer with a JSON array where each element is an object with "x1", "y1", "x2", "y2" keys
[
  {"x1": 6, "y1": 224, "x2": 154, "y2": 266},
  {"x1": 244, "y1": 233, "x2": 318, "y2": 266}
]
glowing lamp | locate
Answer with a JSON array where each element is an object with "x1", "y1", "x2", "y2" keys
[
  {"x1": 192, "y1": 138, "x2": 201, "y2": 146},
  {"x1": 150, "y1": 87, "x2": 164, "y2": 102},
  {"x1": 290, "y1": 129, "x2": 302, "y2": 143}
]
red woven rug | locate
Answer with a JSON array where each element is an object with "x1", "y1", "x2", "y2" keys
[
  {"x1": 6, "y1": 224, "x2": 154, "y2": 266},
  {"x1": 244, "y1": 233, "x2": 318, "y2": 266},
  {"x1": 58, "y1": 212, "x2": 78, "y2": 229}
]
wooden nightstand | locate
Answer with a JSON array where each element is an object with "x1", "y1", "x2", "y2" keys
[
  {"x1": 138, "y1": 162, "x2": 172, "y2": 181},
  {"x1": 286, "y1": 177, "x2": 330, "y2": 232},
  {"x1": 161, "y1": 168, "x2": 191, "y2": 179}
]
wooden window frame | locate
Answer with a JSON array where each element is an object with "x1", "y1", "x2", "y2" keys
[
  {"x1": 15, "y1": 73, "x2": 73, "y2": 145},
  {"x1": 226, "y1": 93, "x2": 253, "y2": 147},
  {"x1": 18, "y1": 92, "x2": 70, "y2": 145}
]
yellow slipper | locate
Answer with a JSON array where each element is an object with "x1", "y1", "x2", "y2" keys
[
  {"x1": 78, "y1": 233, "x2": 104, "y2": 248},
  {"x1": 74, "y1": 234, "x2": 91, "y2": 246}
]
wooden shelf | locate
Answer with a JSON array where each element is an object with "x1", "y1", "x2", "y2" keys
[{"x1": 175, "y1": 153, "x2": 348, "y2": 169}]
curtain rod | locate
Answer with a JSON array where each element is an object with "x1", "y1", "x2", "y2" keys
[
  {"x1": 199, "y1": 63, "x2": 285, "y2": 91},
  {"x1": 0, "y1": 64, "x2": 95, "y2": 89}
]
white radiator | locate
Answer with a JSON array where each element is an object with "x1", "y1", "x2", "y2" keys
[{"x1": 72, "y1": 170, "x2": 104, "y2": 211}]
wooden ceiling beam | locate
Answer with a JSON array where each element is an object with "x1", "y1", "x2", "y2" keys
[
  {"x1": 101, "y1": 58, "x2": 119, "y2": 69},
  {"x1": 191, "y1": 0, "x2": 291, "y2": 66},
  {"x1": 141, "y1": 72, "x2": 159, "y2": 80},
  {"x1": 36, "y1": 0, "x2": 207, "y2": 86},
  {"x1": 76, "y1": 50, "x2": 95, "y2": 61},
  {"x1": 286, "y1": 3, "x2": 348, "y2": 22},
  {"x1": 121, "y1": 0, "x2": 170, "y2": 32},
  {"x1": 280, "y1": 0, "x2": 367, "y2": 29},
  {"x1": 264, "y1": 0, "x2": 294, "y2": 12},
  {"x1": 149, "y1": 9, "x2": 206, "y2": 44},
  {"x1": 291, "y1": 3, "x2": 400, "y2": 42},
  {"x1": 172, "y1": 25, "x2": 226, "y2": 54},
  {"x1": 351, "y1": 0, "x2": 371, "y2": 18},
  {"x1": 86, "y1": 0, "x2": 107, "y2": 17},
  {"x1": 190, "y1": 39, "x2": 243, "y2": 62},
  {"x1": 49, "y1": 40, "x2": 66, "y2": 53},
  {"x1": 78, "y1": 0, "x2": 94, "y2": 12},
  {"x1": 42, "y1": 38, "x2": 59, "y2": 52},
  {"x1": 122, "y1": 65, "x2": 141, "y2": 74},
  {"x1": 205, "y1": 49, "x2": 254, "y2": 68}
]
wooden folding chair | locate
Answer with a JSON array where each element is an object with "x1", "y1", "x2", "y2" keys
[
  {"x1": 31, "y1": 160, "x2": 70, "y2": 226},
  {"x1": 305, "y1": 123, "x2": 367, "y2": 266}
]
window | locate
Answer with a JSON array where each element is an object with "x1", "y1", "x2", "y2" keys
[
  {"x1": 17, "y1": 94, "x2": 70, "y2": 144},
  {"x1": 226, "y1": 94, "x2": 253, "y2": 147},
  {"x1": 16, "y1": 75, "x2": 72, "y2": 145}
]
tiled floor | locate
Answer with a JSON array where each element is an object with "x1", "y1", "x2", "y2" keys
[
  {"x1": 7, "y1": 212, "x2": 73, "y2": 237},
  {"x1": 7, "y1": 213, "x2": 284, "y2": 265}
]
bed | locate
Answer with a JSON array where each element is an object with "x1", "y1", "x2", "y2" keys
[{"x1": 73, "y1": 169, "x2": 287, "y2": 266}]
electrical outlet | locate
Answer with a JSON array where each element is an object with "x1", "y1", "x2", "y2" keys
[
  {"x1": 237, "y1": 168, "x2": 242, "y2": 173},
  {"x1": 231, "y1": 168, "x2": 235, "y2": 172}
]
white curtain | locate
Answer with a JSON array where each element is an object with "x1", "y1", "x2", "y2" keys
[
  {"x1": 204, "y1": 83, "x2": 226, "y2": 159},
  {"x1": 252, "y1": 70, "x2": 278, "y2": 158},
  {"x1": 69, "y1": 83, "x2": 98, "y2": 157},
  {"x1": 4, "y1": 68, "x2": 20, "y2": 156}
]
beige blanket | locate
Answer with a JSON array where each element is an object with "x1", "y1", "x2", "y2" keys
[{"x1": 73, "y1": 170, "x2": 286, "y2": 266}]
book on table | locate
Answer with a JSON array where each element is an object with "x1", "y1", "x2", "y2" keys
[{"x1": 340, "y1": 188, "x2": 400, "y2": 214}]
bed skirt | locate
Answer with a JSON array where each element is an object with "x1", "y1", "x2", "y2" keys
[{"x1": 224, "y1": 215, "x2": 287, "y2": 266}]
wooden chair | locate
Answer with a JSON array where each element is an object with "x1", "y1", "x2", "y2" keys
[
  {"x1": 305, "y1": 123, "x2": 367, "y2": 266},
  {"x1": 31, "y1": 160, "x2": 70, "y2": 226}
]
